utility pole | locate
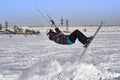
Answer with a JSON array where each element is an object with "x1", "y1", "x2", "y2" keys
[
  {"x1": 0, "y1": 23, "x2": 2, "y2": 30},
  {"x1": 66, "y1": 19, "x2": 69, "y2": 32},
  {"x1": 60, "y1": 16, "x2": 64, "y2": 26},
  {"x1": 66, "y1": 19, "x2": 68, "y2": 27},
  {"x1": 5, "y1": 21, "x2": 8, "y2": 30}
]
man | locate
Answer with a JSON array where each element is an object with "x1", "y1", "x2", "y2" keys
[{"x1": 47, "y1": 27, "x2": 93, "y2": 47}]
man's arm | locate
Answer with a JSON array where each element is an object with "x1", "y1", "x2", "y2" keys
[{"x1": 55, "y1": 28, "x2": 62, "y2": 34}]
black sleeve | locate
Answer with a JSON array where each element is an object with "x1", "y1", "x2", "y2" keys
[{"x1": 55, "y1": 28, "x2": 62, "y2": 34}]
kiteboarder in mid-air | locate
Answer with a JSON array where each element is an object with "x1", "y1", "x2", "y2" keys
[{"x1": 47, "y1": 27, "x2": 93, "y2": 47}]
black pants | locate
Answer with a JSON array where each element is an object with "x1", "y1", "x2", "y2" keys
[{"x1": 68, "y1": 30, "x2": 88, "y2": 44}]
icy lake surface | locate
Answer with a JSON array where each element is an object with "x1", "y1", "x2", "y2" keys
[{"x1": 0, "y1": 27, "x2": 120, "y2": 80}]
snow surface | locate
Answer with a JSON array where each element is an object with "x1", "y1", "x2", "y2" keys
[{"x1": 0, "y1": 27, "x2": 120, "y2": 80}]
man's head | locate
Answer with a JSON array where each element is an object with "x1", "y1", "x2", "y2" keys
[
  {"x1": 47, "y1": 29, "x2": 53, "y2": 35},
  {"x1": 47, "y1": 29, "x2": 55, "y2": 40}
]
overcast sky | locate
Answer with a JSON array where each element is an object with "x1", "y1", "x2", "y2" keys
[{"x1": 0, "y1": 0, "x2": 120, "y2": 26}]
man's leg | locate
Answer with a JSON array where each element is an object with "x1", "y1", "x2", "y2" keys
[{"x1": 68, "y1": 30, "x2": 88, "y2": 44}]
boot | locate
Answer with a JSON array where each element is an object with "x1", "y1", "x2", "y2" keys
[{"x1": 83, "y1": 36, "x2": 94, "y2": 48}]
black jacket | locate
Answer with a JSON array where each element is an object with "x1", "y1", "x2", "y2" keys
[{"x1": 48, "y1": 28, "x2": 68, "y2": 44}]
